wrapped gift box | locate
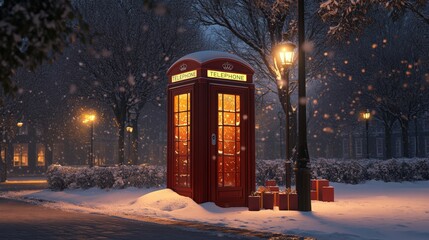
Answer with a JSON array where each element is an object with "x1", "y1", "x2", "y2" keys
[
  {"x1": 267, "y1": 186, "x2": 279, "y2": 206},
  {"x1": 316, "y1": 179, "x2": 329, "y2": 200},
  {"x1": 311, "y1": 190, "x2": 317, "y2": 200},
  {"x1": 263, "y1": 192, "x2": 274, "y2": 209},
  {"x1": 248, "y1": 195, "x2": 261, "y2": 211},
  {"x1": 279, "y1": 192, "x2": 298, "y2": 210},
  {"x1": 311, "y1": 179, "x2": 317, "y2": 191},
  {"x1": 265, "y1": 180, "x2": 277, "y2": 186},
  {"x1": 321, "y1": 186, "x2": 334, "y2": 202}
]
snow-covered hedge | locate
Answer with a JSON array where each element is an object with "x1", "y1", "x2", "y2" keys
[
  {"x1": 48, "y1": 158, "x2": 429, "y2": 190},
  {"x1": 47, "y1": 164, "x2": 166, "y2": 190},
  {"x1": 257, "y1": 158, "x2": 429, "y2": 185}
]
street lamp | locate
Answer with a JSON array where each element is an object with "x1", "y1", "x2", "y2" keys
[
  {"x1": 126, "y1": 125, "x2": 133, "y2": 164},
  {"x1": 16, "y1": 121, "x2": 24, "y2": 128},
  {"x1": 274, "y1": 41, "x2": 296, "y2": 190},
  {"x1": 362, "y1": 109, "x2": 371, "y2": 159},
  {"x1": 295, "y1": 0, "x2": 311, "y2": 211},
  {"x1": 82, "y1": 113, "x2": 96, "y2": 167}
]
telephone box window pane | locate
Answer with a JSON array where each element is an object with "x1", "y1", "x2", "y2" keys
[
  {"x1": 224, "y1": 156, "x2": 235, "y2": 172},
  {"x1": 224, "y1": 173, "x2": 235, "y2": 187},
  {"x1": 224, "y1": 113, "x2": 235, "y2": 125},
  {"x1": 218, "y1": 156, "x2": 223, "y2": 173},
  {"x1": 174, "y1": 113, "x2": 179, "y2": 125},
  {"x1": 224, "y1": 142, "x2": 235, "y2": 155},
  {"x1": 217, "y1": 141, "x2": 223, "y2": 154},
  {"x1": 223, "y1": 94, "x2": 235, "y2": 111},
  {"x1": 174, "y1": 95, "x2": 179, "y2": 112},
  {"x1": 179, "y1": 112, "x2": 188, "y2": 125},
  {"x1": 224, "y1": 127, "x2": 235, "y2": 141},
  {"x1": 173, "y1": 92, "x2": 191, "y2": 188},
  {"x1": 217, "y1": 93, "x2": 241, "y2": 187},
  {"x1": 179, "y1": 94, "x2": 188, "y2": 112}
]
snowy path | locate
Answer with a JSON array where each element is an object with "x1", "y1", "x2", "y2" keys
[{"x1": 2, "y1": 181, "x2": 428, "y2": 240}]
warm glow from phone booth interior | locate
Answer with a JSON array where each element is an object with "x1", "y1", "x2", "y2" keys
[
  {"x1": 217, "y1": 93, "x2": 241, "y2": 187},
  {"x1": 173, "y1": 93, "x2": 191, "y2": 188}
]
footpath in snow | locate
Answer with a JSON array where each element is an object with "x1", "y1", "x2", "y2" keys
[{"x1": 2, "y1": 181, "x2": 429, "y2": 240}]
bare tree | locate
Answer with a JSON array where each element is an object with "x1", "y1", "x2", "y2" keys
[
  {"x1": 75, "y1": 0, "x2": 205, "y2": 164},
  {"x1": 319, "y1": 0, "x2": 429, "y2": 38},
  {"x1": 313, "y1": 13, "x2": 429, "y2": 159},
  {"x1": 195, "y1": 0, "x2": 330, "y2": 158},
  {"x1": 0, "y1": 0, "x2": 89, "y2": 94}
]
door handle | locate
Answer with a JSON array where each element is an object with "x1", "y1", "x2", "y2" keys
[{"x1": 211, "y1": 133, "x2": 216, "y2": 145}]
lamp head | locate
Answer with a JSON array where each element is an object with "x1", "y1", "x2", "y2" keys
[
  {"x1": 274, "y1": 41, "x2": 296, "y2": 67},
  {"x1": 362, "y1": 109, "x2": 371, "y2": 120}
]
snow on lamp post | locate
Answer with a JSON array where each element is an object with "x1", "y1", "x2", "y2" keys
[
  {"x1": 362, "y1": 109, "x2": 371, "y2": 159},
  {"x1": 126, "y1": 125, "x2": 133, "y2": 165},
  {"x1": 82, "y1": 113, "x2": 96, "y2": 167},
  {"x1": 273, "y1": 41, "x2": 296, "y2": 190}
]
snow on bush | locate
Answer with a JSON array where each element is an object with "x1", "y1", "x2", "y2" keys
[
  {"x1": 258, "y1": 158, "x2": 429, "y2": 185},
  {"x1": 48, "y1": 158, "x2": 429, "y2": 190},
  {"x1": 47, "y1": 164, "x2": 166, "y2": 190}
]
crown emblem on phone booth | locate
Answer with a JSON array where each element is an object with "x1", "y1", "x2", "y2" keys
[
  {"x1": 179, "y1": 63, "x2": 187, "y2": 71},
  {"x1": 222, "y1": 62, "x2": 234, "y2": 71}
]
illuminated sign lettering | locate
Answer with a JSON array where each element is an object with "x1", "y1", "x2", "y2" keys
[
  {"x1": 171, "y1": 70, "x2": 197, "y2": 82},
  {"x1": 207, "y1": 70, "x2": 247, "y2": 82}
]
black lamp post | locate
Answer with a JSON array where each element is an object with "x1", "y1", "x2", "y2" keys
[
  {"x1": 126, "y1": 125, "x2": 133, "y2": 165},
  {"x1": 295, "y1": 0, "x2": 311, "y2": 211},
  {"x1": 273, "y1": 41, "x2": 295, "y2": 190},
  {"x1": 83, "y1": 113, "x2": 96, "y2": 167},
  {"x1": 362, "y1": 109, "x2": 371, "y2": 159},
  {"x1": 278, "y1": 111, "x2": 283, "y2": 159}
]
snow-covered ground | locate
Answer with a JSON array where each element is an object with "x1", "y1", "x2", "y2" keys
[{"x1": 2, "y1": 181, "x2": 429, "y2": 240}]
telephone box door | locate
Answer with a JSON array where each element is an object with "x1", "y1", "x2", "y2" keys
[{"x1": 209, "y1": 85, "x2": 249, "y2": 206}]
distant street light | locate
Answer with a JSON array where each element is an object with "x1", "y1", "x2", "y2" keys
[
  {"x1": 82, "y1": 113, "x2": 96, "y2": 167},
  {"x1": 274, "y1": 41, "x2": 296, "y2": 190},
  {"x1": 126, "y1": 125, "x2": 133, "y2": 164},
  {"x1": 16, "y1": 121, "x2": 23, "y2": 128},
  {"x1": 362, "y1": 109, "x2": 371, "y2": 159}
]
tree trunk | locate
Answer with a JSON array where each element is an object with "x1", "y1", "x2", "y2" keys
[
  {"x1": 118, "y1": 121, "x2": 125, "y2": 165},
  {"x1": 131, "y1": 117, "x2": 139, "y2": 165},
  {"x1": 384, "y1": 127, "x2": 392, "y2": 160},
  {"x1": 401, "y1": 120, "x2": 410, "y2": 158}
]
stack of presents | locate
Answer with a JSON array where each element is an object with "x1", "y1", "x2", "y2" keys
[
  {"x1": 248, "y1": 179, "x2": 334, "y2": 211},
  {"x1": 311, "y1": 179, "x2": 335, "y2": 202}
]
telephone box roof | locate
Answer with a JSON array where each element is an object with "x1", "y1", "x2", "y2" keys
[{"x1": 168, "y1": 50, "x2": 254, "y2": 74}]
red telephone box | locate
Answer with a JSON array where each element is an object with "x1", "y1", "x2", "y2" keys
[{"x1": 167, "y1": 51, "x2": 255, "y2": 207}]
